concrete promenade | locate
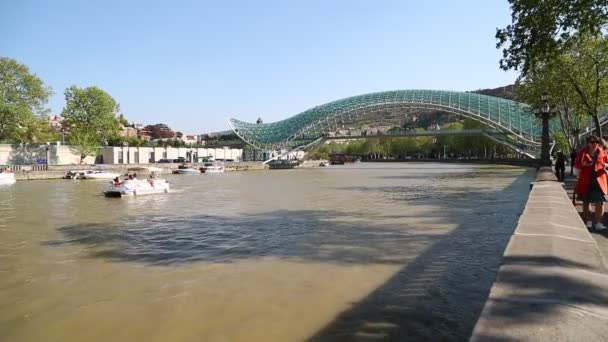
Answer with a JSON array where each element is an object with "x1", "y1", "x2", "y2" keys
[{"x1": 470, "y1": 167, "x2": 608, "y2": 341}]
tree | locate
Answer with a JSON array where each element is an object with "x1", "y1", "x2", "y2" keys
[
  {"x1": 62, "y1": 85, "x2": 121, "y2": 141},
  {"x1": 560, "y1": 34, "x2": 608, "y2": 136},
  {"x1": 518, "y1": 62, "x2": 583, "y2": 150},
  {"x1": 436, "y1": 122, "x2": 466, "y2": 154},
  {"x1": 15, "y1": 116, "x2": 60, "y2": 143},
  {"x1": 518, "y1": 33, "x2": 608, "y2": 139},
  {"x1": 496, "y1": 0, "x2": 608, "y2": 75},
  {"x1": 0, "y1": 57, "x2": 52, "y2": 142},
  {"x1": 68, "y1": 129, "x2": 99, "y2": 164},
  {"x1": 118, "y1": 113, "x2": 129, "y2": 126}
]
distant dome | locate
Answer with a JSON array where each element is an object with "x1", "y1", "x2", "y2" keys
[{"x1": 256, "y1": 117, "x2": 263, "y2": 124}]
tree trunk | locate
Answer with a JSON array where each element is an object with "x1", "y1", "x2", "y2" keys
[
  {"x1": 593, "y1": 113, "x2": 603, "y2": 139},
  {"x1": 541, "y1": 113, "x2": 551, "y2": 166}
]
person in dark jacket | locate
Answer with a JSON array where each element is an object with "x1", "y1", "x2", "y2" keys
[
  {"x1": 570, "y1": 149, "x2": 577, "y2": 176},
  {"x1": 555, "y1": 151, "x2": 566, "y2": 182}
]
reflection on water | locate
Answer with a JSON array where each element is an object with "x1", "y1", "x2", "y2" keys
[{"x1": 0, "y1": 163, "x2": 534, "y2": 341}]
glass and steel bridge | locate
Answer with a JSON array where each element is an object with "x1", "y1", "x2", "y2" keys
[{"x1": 229, "y1": 90, "x2": 549, "y2": 152}]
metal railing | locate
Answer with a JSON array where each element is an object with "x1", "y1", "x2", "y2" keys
[{"x1": 3, "y1": 164, "x2": 48, "y2": 172}]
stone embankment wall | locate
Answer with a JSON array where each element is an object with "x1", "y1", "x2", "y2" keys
[
  {"x1": 297, "y1": 160, "x2": 329, "y2": 168},
  {"x1": 13, "y1": 162, "x2": 267, "y2": 181},
  {"x1": 470, "y1": 167, "x2": 608, "y2": 341}
]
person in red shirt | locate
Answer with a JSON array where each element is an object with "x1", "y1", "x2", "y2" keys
[{"x1": 575, "y1": 135, "x2": 608, "y2": 230}]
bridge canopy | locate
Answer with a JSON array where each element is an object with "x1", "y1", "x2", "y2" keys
[{"x1": 229, "y1": 90, "x2": 543, "y2": 150}]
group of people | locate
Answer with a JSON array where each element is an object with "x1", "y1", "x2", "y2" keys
[
  {"x1": 113, "y1": 172, "x2": 157, "y2": 187},
  {"x1": 572, "y1": 135, "x2": 608, "y2": 231}
]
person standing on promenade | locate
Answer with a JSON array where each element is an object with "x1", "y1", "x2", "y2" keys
[
  {"x1": 570, "y1": 149, "x2": 577, "y2": 176},
  {"x1": 555, "y1": 151, "x2": 566, "y2": 182},
  {"x1": 575, "y1": 136, "x2": 608, "y2": 231}
]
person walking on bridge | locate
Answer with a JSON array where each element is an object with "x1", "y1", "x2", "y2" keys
[{"x1": 575, "y1": 136, "x2": 608, "y2": 231}]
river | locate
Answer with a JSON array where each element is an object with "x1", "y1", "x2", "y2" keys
[{"x1": 0, "y1": 163, "x2": 534, "y2": 341}]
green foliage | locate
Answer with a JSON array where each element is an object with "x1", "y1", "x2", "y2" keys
[
  {"x1": 118, "y1": 114, "x2": 129, "y2": 126},
  {"x1": 517, "y1": 33, "x2": 608, "y2": 139},
  {"x1": 0, "y1": 57, "x2": 52, "y2": 142},
  {"x1": 15, "y1": 116, "x2": 61, "y2": 143},
  {"x1": 436, "y1": 122, "x2": 466, "y2": 152},
  {"x1": 122, "y1": 136, "x2": 143, "y2": 147},
  {"x1": 552, "y1": 131, "x2": 570, "y2": 154},
  {"x1": 307, "y1": 119, "x2": 519, "y2": 159},
  {"x1": 68, "y1": 129, "x2": 100, "y2": 164},
  {"x1": 308, "y1": 151, "x2": 329, "y2": 160},
  {"x1": 62, "y1": 85, "x2": 121, "y2": 141},
  {"x1": 62, "y1": 86, "x2": 122, "y2": 162},
  {"x1": 496, "y1": 0, "x2": 608, "y2": 75}
]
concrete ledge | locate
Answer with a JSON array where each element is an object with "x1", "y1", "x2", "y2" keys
[{"x1": 470, "y1": 173, "x2": 608, "y2": 341}]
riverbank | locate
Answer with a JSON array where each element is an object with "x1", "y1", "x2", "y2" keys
[
  {"x1": 364, "y1": 158, "x2": 538, "y2": 167},
  {"x1": 470, "y1": 167, "x2": 608, "y2": 341},
  {"x1": 13, "y1": 162, "x2": 267, "y2": 181}
]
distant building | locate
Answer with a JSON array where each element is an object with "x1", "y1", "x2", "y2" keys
[
  {"x1": 181, "y1": 135, "x2": 198, "y2": 145},
  {"x1": 120, "y1": 126, "x2": 138, "y2": 138},
  {"x1": 143, "y1": 123, "x2": 176, "y2": 139},
  {"x1": 48, "y1": 115, "x2": 64, "y2": 129}
]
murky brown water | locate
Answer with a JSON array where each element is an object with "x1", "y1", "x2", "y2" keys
[{"x1": 0, "y1": 163, "x2": 534, "y2": 341}]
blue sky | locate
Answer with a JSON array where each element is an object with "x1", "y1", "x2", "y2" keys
[{"x1": 1, "y1": 0, "x2": 517, "y2": 134}]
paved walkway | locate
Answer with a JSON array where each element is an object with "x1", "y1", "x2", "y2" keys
[
  {"x1": 470, "y1": 168, "x2": 608, "y2": 341},
  {"x1": 563, "y1": 173, "x2": 608, "y2": 267}
]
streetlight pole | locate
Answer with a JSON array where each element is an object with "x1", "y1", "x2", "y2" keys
[
  {"x1": 45, "y1": 142, "x2": 50, "y2": 167},
  {"x1": 539, "y1": 93, "x2": 552, "y2": 167}
]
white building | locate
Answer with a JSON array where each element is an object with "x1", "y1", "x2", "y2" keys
[{"x1": 101, "y1": 146, "x2": 242, "y2": 164}]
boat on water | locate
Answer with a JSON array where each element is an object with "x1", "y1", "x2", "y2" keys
[
  {"x1": 65, "y1": 169, "x2": 119, "y2": 180},
  {"x1": 201, "y1": 161, "x2": 225, "y2": 173},
  {"x1": 174, "y1": 168, "x2": 200, "y2": 174},
  {"x1": 82, "y1": 170, "x2": 120, "y2": 179},
  {"x1": 104, "y1": 167, "x2": 170, "y2": 197},
  {"x1": 0, "y1": 169, "x2": 16, "y2": 185},
  {"x1": 173, "y1": 163, "x2": 201, "y2": 175},
  {"x1": 64, "y1": 170, "x2": 88, "y2": 179}
]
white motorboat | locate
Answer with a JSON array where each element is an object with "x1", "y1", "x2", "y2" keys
[
  {"x1": 0, "y1": 172, "x2": 16, "y2": 185},
  {"x1": 202, "y1": 161, "x2": 225, "y2": 173},
  {"x1": 104, "y1": 167, "x2": 169, "y2": 197},
  {"x1": 65, "y1": 169, "x2": 119, "y2": 180},
  {"x1": 174, "y1": 168, "x2": 200, "y2": 174},
  {"x1": 64, "y1": 170, "x2": 89, "y2": 179},
  {"x1": 173, "y1": 164, "x2": 200, "y2": 174},
  {"x1": 82, "y1": 170, "x2": 120, "y2": 180}
]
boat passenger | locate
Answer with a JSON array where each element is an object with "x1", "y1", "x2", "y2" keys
[
  {"x1": 113, "y1": 177, "x2": 121, "y2": 186},
  {"x1": 133, "y1": 173, "x2": 137, "y2": 179}
]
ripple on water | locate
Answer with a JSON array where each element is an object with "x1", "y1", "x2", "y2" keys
[{"x1": 0, "y1": 164, "x2": 534, "y2": 342}]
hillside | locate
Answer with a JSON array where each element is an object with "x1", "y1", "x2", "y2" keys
[{"x1": 472, "y1": 84, "x2": 518, "y2": 101}]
